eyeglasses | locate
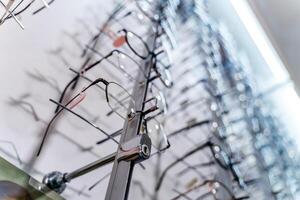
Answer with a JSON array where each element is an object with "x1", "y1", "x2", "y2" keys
[
  {"x1": 83, "y1": 13, "x2": 174, "y2": 81},
  {"x1": 54, "y1": 49, "x2": 141, "y2": 113},
  {"x1": 176, "y1": 160, "x2": 216, "y2": 178},
  {"x1": 87, "y1": 2, "x2": 172, "y2": 56},
  {"x1": 113, "y1": 28, "x2": 151, "y2": 59},
  {"x1": 113, "y1": 28, "x2": 175, "y2": 71},
  {"x1": 50, "y1": 96, "x2": 168, "y2": 154},
  {"x1": 134, "y1": 0, "x2": 161, "y2": 22},
  {"x1": 135, "y1": 0, "x2": 178, "y2": 45},
  {"x1": 57, "y1": 44, "x2": 172, "y2": 113},
  {"x1": 48, "y1": 97, "x2": 152, "y2": 173},
  {"x1": 68, "y1": 70, "x2": 166, "y2": 127},
  {"x1": 171, "y1": 179, "x2": 249, "y2": 200},
  {"x1": 37, "y1": 77, "x2": 135, "y2": 156},
  {"x1": 155, "y1": 140, "x2": 217, "y2": 191},
  {"x1": 155, "y1": 139, "x2": 248, "y2": 191},
  {"x1": 80, "y1": 2, "x2": 137, "y2": 57},
  {"x1": 108, "y1": 81, "x2": 168, "y2": 119},
  {"x1": 105, "y1": 7, "x2": 155, "y2": 38},
  {"x1": 151, "y1": 53, "x2": 173, "y2": 88},
  {"x1": 85, "y1": 45, "x2": 146, "y2": 82}
]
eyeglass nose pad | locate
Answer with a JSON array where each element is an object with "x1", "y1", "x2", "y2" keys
[
  {"x1": 113, "y1": 35, "x2": 126, "y2": 48},
  {"x1": 68, "y1": 91, "x2": 86, "y2": 109}
]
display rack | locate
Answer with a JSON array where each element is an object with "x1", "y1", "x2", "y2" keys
[{"x1": 0, "y1": 0, "x2": 300, "y2": 200}]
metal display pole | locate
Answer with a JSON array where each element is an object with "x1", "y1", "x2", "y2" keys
[{"x1": 105, "y1": 43, "x2": 156, "y2": 200}]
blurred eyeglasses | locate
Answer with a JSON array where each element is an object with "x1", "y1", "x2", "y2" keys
[
  {"x1": 107, "y1": 81, "x2": 168, "y2": 119},
  {"x1": 113, "y1": 28, "x2": 151, "y2": 59},
  {"x1": 167, "y1": 118, "x2": 212, "y2": 139},
  {"x1": 171, "y1": 179, "x2": 249, "y2": 200},
  {"x1": 113, "y1": 29, "x2": 174, "y2": 87},
  {"x1": 155, "y1": 139, "x2": 248, "y2": 191}
]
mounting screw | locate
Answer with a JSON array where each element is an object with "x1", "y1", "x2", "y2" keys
[{"x1": 140, "y1": 144, "x2": 150, "y2": 158}]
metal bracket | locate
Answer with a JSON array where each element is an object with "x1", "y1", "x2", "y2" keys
[
  {"x1": 117, "y1": 134, "x2": 152, "y2": 163},
  {"x1": 42, "y1": 134, "x2": 152, "y2": 194}
]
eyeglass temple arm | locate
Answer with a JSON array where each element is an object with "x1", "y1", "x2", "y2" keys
[
  {"x1": 172, "y1": 179, "x2": 249, "y2": 200},
  {"x1": 82, "y1": 51, "x2": 114, "y2": 72},
  {"x1": 86, "y1": 46, "x2": 144, "y2": 79},
  {"x1": 170, "y1": 181, "x2": 208, "y2": 200},
  {"x1": 55, "y1": 75, "x2": 79, "y2": 113},
  {"x1": 168, "y1": 119, "x2": 211, "y2": 138},
  {"x1": 49, "y1": 99, "x2": 119, "y2": 145},
  {"x1": 55, "y1": 53, "x2": 112, "y2": 113},
  {"x1": 88, "y1": 172, "x2": 111, "y2": 191},
  {"x1": 33, "y1": 0, "x2": 54, "y2": 15},
  {"x1": 155, "y1": 141, "x2": 212, "y2": 191},
  {"x1": 168, "y1": 97, "x2": 207, "y2": 117},
  {"x1": 177, "y1": 160, "x2": 215, "y2": 177},
  {"x1": 68, "y1": 68, "x2": 107, "y2": 93},
  {"x1": 96, "y1": 129, "x2": 123, "y2": 145},
  {"x1": 37, "y1": 78, "x2": 107, "y2": 156},
  {"x1": 171, "y1": 188, "x2": 193, "y2": 200}
]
